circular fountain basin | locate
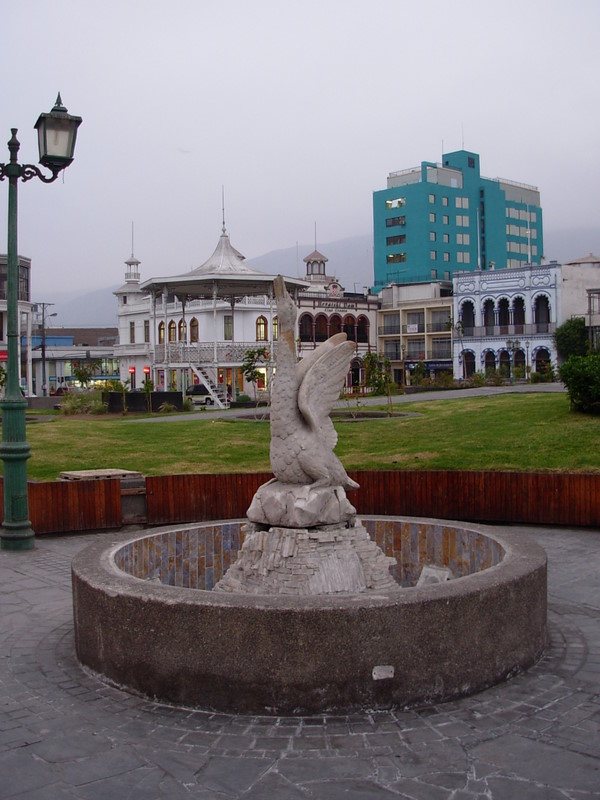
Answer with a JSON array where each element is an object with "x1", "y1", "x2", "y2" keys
[{"x1": 72, "y1": 517, "x2": 547, "y2": 714}]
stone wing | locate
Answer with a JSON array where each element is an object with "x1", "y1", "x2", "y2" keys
[{"x1": 297, "y1": 339, "x2": 356, "y2": 447}]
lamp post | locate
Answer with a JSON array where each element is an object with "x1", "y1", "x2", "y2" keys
[{"x1": 0, "y1": 95, "x2": 81, "y2": 551}]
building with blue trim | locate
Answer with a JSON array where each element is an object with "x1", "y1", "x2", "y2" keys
[{"x1": 373, "y1": 150, "x2": 544, "y2": 291}]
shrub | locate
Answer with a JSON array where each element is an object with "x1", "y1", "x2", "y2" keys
[
  {"x1": 559, "y1": 354, "x2": 600, "y2": 412},
  {"x1": 158, "y1": 401, "x2": 177, "y2": 413},
  {"x1": 88, "y1": 399, "x2": 108, "y2": 415},
  {"x1": 60, "y1": 394, "x2": 90, "y2": 415}
]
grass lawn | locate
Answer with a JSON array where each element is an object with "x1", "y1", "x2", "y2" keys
[{"x1": 13, "y1": 392, "x2": 600, "y2": 481}]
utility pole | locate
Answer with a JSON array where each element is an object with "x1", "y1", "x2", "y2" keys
[{"x1": 36, "y1": 302, "x2": 56, "y2": 396}]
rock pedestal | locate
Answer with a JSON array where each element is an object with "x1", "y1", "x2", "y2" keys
[
  {"x1": 213, "y1": 520, "x2": 398, "y2": 595},
  {"x1": 215, "y1": 482, "x2": 398, "y2": 596}
]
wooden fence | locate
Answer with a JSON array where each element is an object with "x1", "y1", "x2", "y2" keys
[{"x1": 1, "y1": 470, "x2": 598, "y2": 535}]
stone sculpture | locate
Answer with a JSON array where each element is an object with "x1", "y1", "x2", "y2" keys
[{"x1": 215, "y1": 275, "x2": 398, "y2": 595}]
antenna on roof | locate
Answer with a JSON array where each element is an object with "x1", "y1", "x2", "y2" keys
[
  {"x1": 221, "y1": 185, "x2": 226, "y2": 233},
  {"x1": 314, "y1": 221, "x2": 317, "y2": 251},
  {"x1": 131, "y1": 221, "x2": 135, "y2": 258}
]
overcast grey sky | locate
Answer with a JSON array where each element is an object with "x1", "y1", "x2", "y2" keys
[{"x1": 1, "y1": 0, "x2": 598, "y2": 303}]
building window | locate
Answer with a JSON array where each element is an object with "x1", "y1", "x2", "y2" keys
[
  {"x1": 386, "y1": 234, "x2": 406, "y2": 246},
  {"x1": 272, "y1": 316, "x2": 278, "y2": 341},
  {"x1": 429, "y1": 212, "x2": 436, "y2": 223},
  {"x1": 168, "y1": 321, "x2": 176, "y2": 342},
  {"x1": 256, "y1": 315, "x2": 268, "y2": 341},
  {"x1": 386, "y1": 216, "x2": 406, "y2": 227},
  {"x1": 455, "y1": 197, "x2": 469, "y2": 209},
  {"x1": 121, "y1": 296, "x2": 127, "y2": 305},
  {"x1": 456, "y1": 215, "x2": 469, "y2": 227},
  {"x1": 129, "y1": 321, "x2": 135, "y2": 344},
  {"x1": 158, "y1": 322, "x2": 165, "y2": 344},
  {"x1": 189, "y1": 317, "x2": 199, "y2": 343},
  {"x1": 429, "y1": 193, "x2": 435, "y2": 204},
  {"x1": 385, "y1": 197, "x2": 406, "y2": 209},
  {"x1": 456, "y1": 233, "x2": 470, "y2": 245},
  {"x1": 386, "y1": 253, "x2": 407, "y2": 264},
  {"x1": 457, "y1": 252, "x2": 471, "y2": 263},
  {"x1": 430, "y1": 231, "x2": 436, "y2": 241},
  {"x1": 430, "y1": 250, "x2": 437, "y2": 260},
  {"x1": 224, "y1": 314, "x2": 233, "y2": 341},
  {"x1": 442, "y1": 196, "x2": 448, "y2": 206},
  {"x1": 443, "y1": 252, "x2": 450, "y2": 262},
  {"x1": 144, "y1": 320, "x2": 150, "y2": 343},
  {"x1": 468, "y1": 156, "x2": 475, "y2": 168},
  {"x1": 442, "y1": 215, "x2": 449, "y2": 225},
  {"x1": 178, "y1": 319, "x2": 186, "y2": 341},
  {"x1": 443, "y1": 233, "x2": 449, "y2": 243}
]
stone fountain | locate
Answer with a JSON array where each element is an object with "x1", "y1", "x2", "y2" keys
[{"x1": 72, "y1": 276, "x2": 547, "y2": 714}]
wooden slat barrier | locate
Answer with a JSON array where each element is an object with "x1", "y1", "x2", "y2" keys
[
  {"x1": 145, "y1": 472, "x2": 271, "y2": 524},
  {"x1": 0, "y1": 478, "x2": 122, "y2": 535},
  {"x1": 1, "y1": 470, "x2": 598, "y2": 535}
]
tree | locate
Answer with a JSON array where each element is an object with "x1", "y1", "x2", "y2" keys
[
  {"x1": 242, "y1": 347, "x2": 270, "y2": 404},
  {"x1": 72, "y1": 359, "x2": 101, "y2": 388},
  {"x1": 553, "y1": 317, "x2": 588, "y2": 361},
  {"x1": 559, "y1": 354, "x2": 600, "y2": 413},
  {"x1": 362, "y1": 353, "x2": 394, "y2": 414}
]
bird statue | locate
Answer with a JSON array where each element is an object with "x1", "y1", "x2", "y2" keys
[{"x1": 270, "y1": 275, "x2": 359, "y2": 492}]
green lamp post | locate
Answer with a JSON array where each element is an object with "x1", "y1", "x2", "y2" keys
[{"x1": 0, "y1": 95, "x2": 82, "y2": 551}]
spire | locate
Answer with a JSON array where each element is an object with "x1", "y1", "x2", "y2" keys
[
  {"x1": 125, "y1": 221, "x2": 140, "y2": 282},
  {"x1": 222, "y1": 185, "x2": 226, "y2": 234}
]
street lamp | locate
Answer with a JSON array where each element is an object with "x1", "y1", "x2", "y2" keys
[{"x1": 0, "y1": 95, "x2": 82, "y2": 551}]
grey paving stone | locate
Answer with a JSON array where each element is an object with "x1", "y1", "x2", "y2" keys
[{"x1": 0, "y1": 526, "x2": 599, "y2": 798}]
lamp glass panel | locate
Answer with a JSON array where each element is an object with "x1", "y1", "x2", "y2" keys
[{"x1": 43, "y1": 122, "x2": 73, "y2": 159}]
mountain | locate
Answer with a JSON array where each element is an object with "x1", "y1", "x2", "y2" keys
[
  {"x1": 246, "y1": 233, "x2": 374, "y2": 292},
  {"x1": 47, "y1": 286, "x2": 119, "y2": 328},
  {"x1": 44, "y1": 229, "x2": 599, "y2": 327}
]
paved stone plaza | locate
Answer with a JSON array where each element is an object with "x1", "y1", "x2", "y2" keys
[{"x1": 1, "y1": 523, "x2": 599, "y2": 799}]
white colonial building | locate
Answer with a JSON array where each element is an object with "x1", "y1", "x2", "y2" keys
[
  {"x1": 453, "y1": 262, "x2": 561, "y2": 379},
  {"x1": 113, "y1": 227, "x2": 378, "y2": 404}
]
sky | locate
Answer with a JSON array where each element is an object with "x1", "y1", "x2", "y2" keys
[{"x1": 1, "y1": 0, "x2": 599, "y2": 306}]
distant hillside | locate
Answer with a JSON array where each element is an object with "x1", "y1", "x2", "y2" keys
[
  {"x1": 246, "y1": 233, "x2": 374, "y2": 291},
  {"x1": 46, "y1": 228, "x2": 598, "y2": 327}
]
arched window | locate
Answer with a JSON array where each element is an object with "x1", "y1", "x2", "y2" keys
[
  {"x1": 499, "y1": 349, "x2": 511, "y2": 377},
  {"x1": 513, "y1": 297, "x2": 525, "y2": 332},
  {"x1": 484, "y1": 350, "x2": 496, "y2": 373},
  {"x1": 168, "y1": 321, "x2": 176, "y2": 342},
  {"x1": 463, "y1": 351, "x2": 475, "y2": 378},
  {"x1": 272, "y1": 316, "x2": 278, "y2": 341},
  {"x1": 535, "y1": 347, "x2": 551, "y2": 373},
  {"x1": 158, "y1": 321, "x2": 165, "y2": 344},
  {"x1": 315, "y1": 314, "x2": 328, "y2": 343},
  {"x1": 356, "y1": 315, "x2": 369, "y2": 344},
  {"x1": 483, "y1": 299, "x2": 495, "y2": 334},
  {"x1": 178, "y1": 319, "x2": 186, "y2": 341},
  {"x1": 329, "y1": 315, "x2": 342, "y2": 336},
  {"x1": 498, "y1": 298, "x2": 510, "y2": 334},
  {"x1": 189, "y1": 317, "x2": 199, "y2": 343},
  {"x1": 342, "y1": 314, "x2": 356, "y2": 341},
  {"x1": 534, "y1": 296, "x2": 550, "y2": 333},
  {"x1": 299, "y1": 314, "x2": 313, "y2": 343},
  {"x1": 256, "y1": 315, "x2": 268, "y2": 342},
  {"x1": 460, "y1": 301, "x2": 475, "y2": 335}
]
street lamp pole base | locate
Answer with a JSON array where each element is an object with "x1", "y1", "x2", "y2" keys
[{"x1": 0, "y1": 526, "x2": 35, "y2": 551}]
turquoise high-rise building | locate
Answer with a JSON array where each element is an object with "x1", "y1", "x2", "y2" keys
[{"x1": 372, "y1": 150, "x2": 543, "y2": 291}]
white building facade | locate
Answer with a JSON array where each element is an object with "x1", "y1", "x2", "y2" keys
[
  {"x1": 113, "y1": 231, "x2": 379, "y2": 403},
  {"x1": 453, "y1": 262, "x2": 561, "y2": 379}
]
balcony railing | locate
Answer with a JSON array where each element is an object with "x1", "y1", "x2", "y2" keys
[
  {"x1": 460, "y1": 323, "x2": 555, "y2": 338},
  {"x1": 153, "y1": 342, "x2": 264, "y2": 365}
]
